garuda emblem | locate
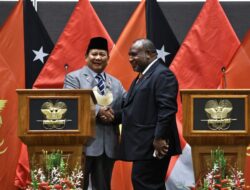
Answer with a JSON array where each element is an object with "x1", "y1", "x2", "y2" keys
[
  {"x1": 0, "y1": 100, "x2": 7, "y2": 155},
  {"x1": 38, "y1": 101, "x2": 71, "y2": 130},
  {"x1": 201, "y1": 99, "x2": 236, "y2": 130},
  {"x1": 0, "y1": 100, "x2": 7, "y2": 127}
]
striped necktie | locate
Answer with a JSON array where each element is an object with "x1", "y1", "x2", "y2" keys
[{"x1": 95, "y1": 73, "x2": 105, "y2": 95}]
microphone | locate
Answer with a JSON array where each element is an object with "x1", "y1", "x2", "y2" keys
[
  {"x1": 64, "y1": 64, "x2": 69, "y2": 74},
  {"x1": 221, "y1": 66, "x2": 227, "y2": 89}
]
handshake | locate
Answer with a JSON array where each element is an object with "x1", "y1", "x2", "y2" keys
[{"x1": 97, "y1": 107, "x2": 115, "y2": 124}]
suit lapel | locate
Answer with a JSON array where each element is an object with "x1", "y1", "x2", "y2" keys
[
  {"x1": 105, "y1": 73, "x2": 113, "y2": 91},
  {"x1": 124, "y1": 60, "x2": 160, "y2": 107},
  {"x1": 124, "y1": 78, "x2": 137, "y2": 106},
  {"x1": 80, "y1": 66, "x2": 96, "y2": 87}
]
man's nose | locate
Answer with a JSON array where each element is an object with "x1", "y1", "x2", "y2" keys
[{"x1": 95, "y1": 54, "x2": 102, "y2": 60}]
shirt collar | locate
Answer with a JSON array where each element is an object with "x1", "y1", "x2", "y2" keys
[
  {"x1": 87, "y1": 66, "x2": 106, "y2": 80},
  {"x1": 142, "y1": 58, "x2": 158, "y2": 75}
]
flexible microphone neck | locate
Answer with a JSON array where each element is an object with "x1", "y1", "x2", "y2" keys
[
  {"x1": 64, "y1": 64, "x2": 69, "y2": 74},
  {"x1": 221, "y1": 66, "x2": 227, "y2": 89}
]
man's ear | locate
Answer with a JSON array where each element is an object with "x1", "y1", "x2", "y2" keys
[
  {"x1": 85, "y1": 54, "x2": 89, "y2": 63},
  {"x1": 145, "y1": 51, "x2": 151, "y2": 60}
]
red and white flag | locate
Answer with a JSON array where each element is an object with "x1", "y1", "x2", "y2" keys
[
  {"x1": 218, "y1": 30, "x2": 250, "y2": 189},
  {"x1": 170, "y1": 0, "x2": 240, "y2": 188},
  {"x1": 0, "y1": 1, "x2": 25, "y2": 189},
  {"x1": 33, "y1": 0, "x2": 114, "y2": 89}
]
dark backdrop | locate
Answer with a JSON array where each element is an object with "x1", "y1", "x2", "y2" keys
[{"x1": 0, "y1": 1, "x2": 250, "y2": 43}]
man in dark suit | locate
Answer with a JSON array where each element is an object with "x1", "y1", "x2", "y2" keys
[
  {"x1": 64, "y1": 37, "x2": 126, "y2": 190},
  {"x1": 119, "y1": 38, "x2": 182, "y2": 190}
]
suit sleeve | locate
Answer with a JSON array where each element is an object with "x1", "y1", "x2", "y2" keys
[
  {"x1": 114, "y1": 80, "x2": 127, "y2": 124},
  {"x1": 154, "y1": 70, "x2": 178, "y2": 139}
]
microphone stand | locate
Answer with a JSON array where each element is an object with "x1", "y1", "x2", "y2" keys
[
  {"x1": 221, "y1": 66, "x2": 227, "y2": 89},
  {"x1": 64, "y1": 64, "x2": 69, "y2": 75}
]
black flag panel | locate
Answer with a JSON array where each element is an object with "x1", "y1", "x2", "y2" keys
[
  {"x1": 146, "y1": 0, "x2": 179, "y2": 67},
  {"x1": 24, "y1": 0, "x2": 54, "y2": 88}
]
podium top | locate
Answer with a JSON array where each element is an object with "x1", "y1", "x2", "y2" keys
[
  {"x1": 16, "y1": 89, "x2": 97, "y2": 104},
  {"x1": 181, "y1": 89, "x2": 250, "y2": 94}
]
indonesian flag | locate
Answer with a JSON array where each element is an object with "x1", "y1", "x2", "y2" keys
[{"x1": 0, "y1": 0, "x2": 54, "y2": 189}]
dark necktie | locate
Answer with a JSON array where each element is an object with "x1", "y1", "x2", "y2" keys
[
  {"x1": 136, "y1": 73, "x2": 143, "y2": 84},
  {"x1": 95, "y1": 73, "x2": 105, "y2": 95}
]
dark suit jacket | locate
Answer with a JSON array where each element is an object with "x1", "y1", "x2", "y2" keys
[{"x1": 120, "y1": 58, "x2": 182, "y2": 161}]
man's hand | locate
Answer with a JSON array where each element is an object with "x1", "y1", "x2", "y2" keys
[
  {"x1": 153, "y1": 139, "x2": 169, "y2": 159},
  {"x1": 98, "y1": 107, "x2": 114, "y2": 124}
]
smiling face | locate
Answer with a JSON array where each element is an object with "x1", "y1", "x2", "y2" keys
[
  {"x1": 86, "y1": 49, "x2": 109, "y2": 73},
  {"x1": 128, "y1": 42, "x2": 150, "y2": 73}
]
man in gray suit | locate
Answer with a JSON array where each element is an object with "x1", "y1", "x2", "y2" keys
[{"x1": 63, "y1": 37, "x2": 126, "y2": 190}]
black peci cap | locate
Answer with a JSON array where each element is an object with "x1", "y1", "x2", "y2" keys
[{"x1": 86, "y1": 37, "x2": 108, "y2": 55}]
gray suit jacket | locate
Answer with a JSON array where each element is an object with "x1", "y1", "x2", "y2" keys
[{"x1": 64, "y1": 66, "x2": 126, "y2": 158}]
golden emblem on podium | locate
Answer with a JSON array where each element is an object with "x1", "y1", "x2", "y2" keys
[
  {"x1": 0, "y1": 100, "x2": 7, "y2": 127},
  {"x1": 38, "y1": 101, "x2": 72, "y2": 129},
  {"x1": 201, "y1": 99, "x2": 237, "y2": 130},
  {"x1": 0, "y1": 100, "x2": 8, "y2": 155}
]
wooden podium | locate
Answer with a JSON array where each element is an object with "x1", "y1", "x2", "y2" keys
[
  {"x1": 17, "y1": 89, "x2": 96, "y2": 170},
  {"x1": 181, "y1": 89, "x2": 250, "y2": 179}
]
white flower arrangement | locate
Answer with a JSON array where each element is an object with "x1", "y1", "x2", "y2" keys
[
  {"x1": 195, "y1": 148, "x2": 245, "y2": 190},
  {"x1": 26, "y1": 150, "x2": 83, "y2": 190}
]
